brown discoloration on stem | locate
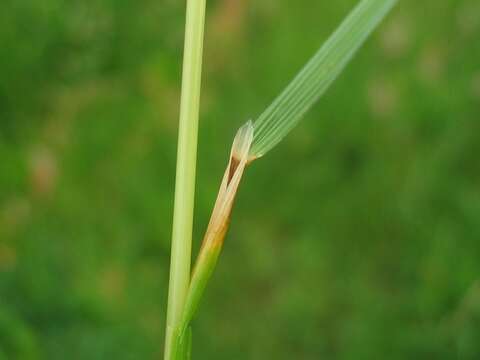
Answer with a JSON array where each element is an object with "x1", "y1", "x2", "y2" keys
[{"x1": 227, "y1": 156, "x2": 240, "y2": 185}]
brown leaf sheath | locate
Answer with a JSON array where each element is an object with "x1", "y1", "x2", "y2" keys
[
  {"x1": 179, "y1": 122, "x2": 254, "y2": 334},
  {"x1": 196, "y1": 121, "x2": 254, "y2": 253}
]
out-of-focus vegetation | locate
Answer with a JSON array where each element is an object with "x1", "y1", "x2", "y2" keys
[{"x1": 1, "y1": 0, "x2": 480, "y2": 358}]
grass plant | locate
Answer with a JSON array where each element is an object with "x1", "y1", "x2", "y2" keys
[{"x1": 165, "y1": 0, "x2": 398, "y2": 358}]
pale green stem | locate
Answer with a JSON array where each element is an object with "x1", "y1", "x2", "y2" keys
[{"x1": 164, "y1": 0, "x2": 207, "y2": 359}]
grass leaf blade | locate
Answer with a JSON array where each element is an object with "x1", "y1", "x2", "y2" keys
[{"x1": 250, "y1": 0, "x2": 398, "y2": 158}]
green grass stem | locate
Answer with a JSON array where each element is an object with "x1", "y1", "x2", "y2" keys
[{"x1": 164, "y1": 0, "x2": 207, "y2": 359}]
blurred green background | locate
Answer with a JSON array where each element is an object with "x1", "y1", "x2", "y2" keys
[{"x1": 1, "y1": 0, "x2": 480, "y2": 358}]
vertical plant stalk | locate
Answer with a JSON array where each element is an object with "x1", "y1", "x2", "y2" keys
[{"x1": 164, "y1": 0, "x2": 207, "y2": 359}]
